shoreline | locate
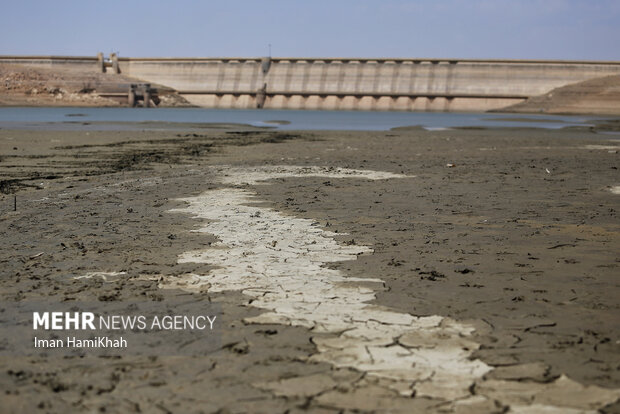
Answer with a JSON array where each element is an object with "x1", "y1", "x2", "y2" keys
[
  {"x1": 1, "y1": 106, "x2": 618, "y2": 137},
  {"x1": 2, "y1": 101, "x2": 620, "y2": 117}
]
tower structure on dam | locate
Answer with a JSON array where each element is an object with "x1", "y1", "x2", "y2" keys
[{"x1": 2, "y1": 55, "x2": 620, "y2": 111}]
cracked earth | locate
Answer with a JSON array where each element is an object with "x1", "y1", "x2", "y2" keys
[
  {"x1": 165, "y1": 165, "x2": 619, "y2": 413},
  {"x1": 1, "y1": 127, "x2": 619, "y2": 413}
]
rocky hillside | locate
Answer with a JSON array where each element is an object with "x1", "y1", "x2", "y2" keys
[
  {"x1": 0, "y1": 63, "x2": 193, "y2": 107},
  {"x1": 497, "y1": 75, "x2": 620, "y2": 116}
]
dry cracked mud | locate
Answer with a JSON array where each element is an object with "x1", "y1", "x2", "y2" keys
[{"x1": 1, "y1": 125, "x2": 619, "y2": 413}]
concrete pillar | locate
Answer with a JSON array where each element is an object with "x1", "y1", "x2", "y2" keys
[
  {"x1": 128, "y1": 88, "x2": 136, "y2": 107},
  {"x1": 256, "y1": 83, "x2": 267, "y2": 108},
  {"x1": 340, "y1": 96, "x2": 357, "y2": 110},
  {"x1": 97, "y1": 52, "x2": 105, "y2": 73},
  {"x1": 323, "y1": 95, "x2": 339, "y2": 110},
  {"x1": 261, "y1": 57, "x2": 272, "y2": 75},
  {"x1": 270, "y1": 95, "x2": 287, "y2": 109},
  {"x1": 111, "y1": 53, "x2": 119, "y2": 74},
  {"x1": 287, "y1": 95, "x2": 304, "y2": 110}
]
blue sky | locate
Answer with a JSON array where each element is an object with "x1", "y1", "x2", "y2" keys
[{"x1": 1, "y1": 0, "x2": 618, "y2": 60}]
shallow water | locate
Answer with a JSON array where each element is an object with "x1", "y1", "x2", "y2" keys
[{"x1": 0, "y1": 107, "x2": 607, "y2": 131}]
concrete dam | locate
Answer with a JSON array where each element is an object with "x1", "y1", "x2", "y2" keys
[{"x1": 3, "y1": 55, "x2": 620, "y2": 111}]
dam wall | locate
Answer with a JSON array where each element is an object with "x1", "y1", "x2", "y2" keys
[
  {"x1": 3, "y1": 55, "x2": 620, "y2": 111},
  {"x1": 0, "y1": 55, "x2": 99, "y2": 73}
]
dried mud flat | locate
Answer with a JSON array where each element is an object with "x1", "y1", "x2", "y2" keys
[{"x1": 0, "y1": 124, "x2": 619, "y2": 413}]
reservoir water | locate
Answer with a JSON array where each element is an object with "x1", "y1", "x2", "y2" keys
[{"x1": 0, "y1": 107, "x2": 608, "y2": 131}]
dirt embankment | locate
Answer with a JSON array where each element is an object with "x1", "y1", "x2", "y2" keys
[
  {"x1": 0, "y1": 63, "x2": 192, "y2": 107},
  {"x1": 498, "y1": 75, "x2": 620, "y2": 116}
]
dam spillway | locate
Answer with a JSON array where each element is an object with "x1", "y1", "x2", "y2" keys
[
  {"x1": 2, "y1": 55, "x2": 620, "y2": 111},
  {"x1": 120, "y1": 57, "x2": 620, "y2": 111}
]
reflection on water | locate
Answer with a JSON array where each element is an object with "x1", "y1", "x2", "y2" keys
[{"x1": 0, "y1": 107, "x2": 610, "y2": 131}]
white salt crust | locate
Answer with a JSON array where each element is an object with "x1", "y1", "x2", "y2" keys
[{"x1": 168, "y1": 166, "x2": 619, "y2": 409}]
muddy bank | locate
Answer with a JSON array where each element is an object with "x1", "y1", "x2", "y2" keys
[
  {"x1": 0, "y1": 127, "x2": 299, "y2": 193},
  {"x1": 1, "y1": 125, "x2": 619, "y2": 412}
]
